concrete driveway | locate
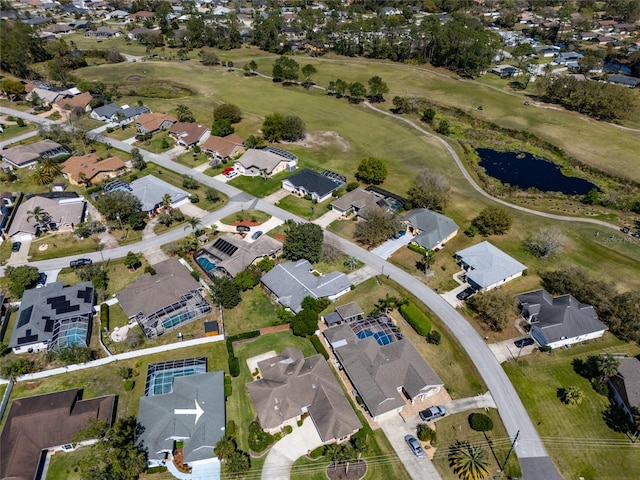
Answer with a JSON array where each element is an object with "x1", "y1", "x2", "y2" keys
[
  {"x1": 378, "y1": 414, "x2": 442, "y2": 480},
  {"x1": 347, "y1": 265, "x2": 378, "y2": 286},
  {"x1": 6, "y1": 239, "x2": 31, "y2": 266},
  {"x1": 261, "y1": 418, "x2": 323, "y2": 480},
  {"x1": 371, "y1": 234, "x2": 414, "y2": 260},
  {"x1": 488, "y1": 339, "x2": 537, "y2": 363},
  {"x1": 314, "y1": 209, "x2": 341, "y2": 228}
]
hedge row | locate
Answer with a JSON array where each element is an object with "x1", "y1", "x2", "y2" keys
[
  {"x1": 226, "y1": 330, "x2": 260, "y2": 377},
  {"x1": 407, "y1": 243, "x2": 428, "y2": 255},
  {"x1": 100, "y1": 303, "x2": 109, "y2": 331},
  {"x1": 400, "y1": 303, "x2": 431, "y2": 336},
  {"x1": 224, "y1": 375, "x2": 232, "y2": 397},
  {"x1": 310, "y1": 335, "x2": 329, "y2": 360}
]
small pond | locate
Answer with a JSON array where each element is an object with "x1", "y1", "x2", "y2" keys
[{"x1": 477, "y1": 148, "x2": 598, "y2": 195}]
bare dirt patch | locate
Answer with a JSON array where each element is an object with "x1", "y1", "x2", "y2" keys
[
  {"x1": 126, "y1": 75, "x2": 144, "y2": 82},
  {"x1": 286, "y1": 131, "x2": 350, "y2": 152}
]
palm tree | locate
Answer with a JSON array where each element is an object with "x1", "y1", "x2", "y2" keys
[
  {"x1": 38, "y1": 157, "x2": 61, "y2": 177},
  {"x1": 184, "y1": 217, "x2": 202, "y2": 233},
  {"x1": 26, "y1": 206, "x2": 51, "y2": 232},
  {"x1": 448, "y1": 441, "x2": 490, "y2": 480},
  {"x1": 562, "y1": 386, "x2": 585, "y2": 405},
  {"x1": 213, "y1": 437, "x2": 236, "y2": 461},
  {"x1": 596, "y1": 354, "x2": 620, "y2": 381},
  {"x1": 344, "y1": 256, "x2": 359, "y2": 271},
  {"x1": 161, "y1": 193, "x2": 172, "y2": 211},
  {"x1": 32, "y1": 167, "x2": 53, "y2": 185}
]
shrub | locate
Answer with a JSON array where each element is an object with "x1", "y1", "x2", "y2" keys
[
  {"x1": 417, "y1": 423, "x2": 436, "y2": 442},
  {"x1": 248, "y1": 421, "x2": 274, "y2": 453},
  {"x1": 227, "y1": 420, "x2": 236, "y2": 437},
  {"x1": 426, "y1": 330, "x2": 442, "y2": 345},
  {"x1": 310, "y1": 335, "x2": 329, "y2": 360},
  {"x1": 190, "y1": 194, "x2": 200, "y2": 203},
  {"x1": 224, "y1": 375, "x2": 232, "y2": 397},
  {"x1": 100, "y1": 303, "x2": 110, "y2": 331},
  {"x1": 146, "y1": 466, "x2": 168, "y2": 474},
  {"x1": 144, "y1": 265, "x2": 157, "y2": 275},
  {"x1": 297, "y1": 420, "x2": 303, "y2": 427},
  {"x1": 469, "y1": 413, "x2": 493, "y2": 432},
  {"x1": 355, "y1": 395, "x2": 364, "y2": 406},
  {"x1": 399, "y1": 303, "x2": 431, "y2": 336},
  {"x1": 228, "y1": 356, "x2": 240, "y2": 377},
  {"x1": 309, "y1": 446, "x2": 325, "y2": 458},
  {"x1": 284, "y1": 425, "x2": 293, "y2": 434},
  {"x1": 190, "y1": 270, "x2": 200, "y2": 281},
  {"x1": 118, "y1": 366, "x2": 133, "y2": 379},
  {"x1": 123, "y1": 380, "x2": 135, "y2": 391}
]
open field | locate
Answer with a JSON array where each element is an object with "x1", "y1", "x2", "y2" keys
[
  {"x1": 222, "y1": 288, "x2": 283, "y2": 336},
  {"x1": 503, "y1": 334, "x2": 640, "y2": 480}
]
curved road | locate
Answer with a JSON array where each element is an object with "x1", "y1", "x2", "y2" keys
[{"x1": 1, "y1": 107, "x2": 562, "y2": 479}]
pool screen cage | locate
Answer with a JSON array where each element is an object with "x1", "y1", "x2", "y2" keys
[
  {"x1": 349, "y1": 314, "x2": 404, "y2": 343},
  {"x1": 49, "y1": 314, "x2": 92, "y2": 350},
  {"x1": 136, "y1": 290, "x2": 212, "y2": 339},
  {"x1": 144, "y1": 357, "x2": 208, "y2": 396}
]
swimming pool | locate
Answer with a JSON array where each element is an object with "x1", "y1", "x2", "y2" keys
[
  {"x1": 197, "y1": 257, "x2": 216, "y2": 272},
  {"x1": 356, "y1": 329, "x2": 393, "y2": 346},
  {"x1": 162, "y1": 311, "x2": 196, "y2": 330}
]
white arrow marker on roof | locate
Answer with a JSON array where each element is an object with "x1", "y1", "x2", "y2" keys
[{"x1": 174, "y1": 400, "x2": 204, "y2": 425}]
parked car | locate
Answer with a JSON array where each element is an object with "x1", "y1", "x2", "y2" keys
[
  {"x1": 392, "y1": 230, "x2": 406, "y2": 240},
  {"x1": 222, "y1": 167, "x2": 234, "y2": 175},
  {"x1": 225, "y1": 170, "x2": 238, "y2": 179},
  {"x1": 514, "y1": 338, "x2": 535, "y2": 348},
  {"x1": 419, "y1": 405, "x2": 447, "y2": 422},
  {"x1": 11, "y1": 241, "x2": 21, "y2": 252},
  {"x1": 456, "y1": 287, "x2": 476, "y2": 301},
  {"x1": 36, "y1": 272, "x2": 47, "y2": 288},
  {"x1": 251, "y1": 230, "x2": 263, "y2": 240},
  {"x1": 236, "y1": 225, "x2": 251, "y2": 233},
  {"x1": 70, "y1": 258, "x2": 93, "y2": 268},
  {"x1": 404, "y1": 435, "x2": 425, "y2": 458}
]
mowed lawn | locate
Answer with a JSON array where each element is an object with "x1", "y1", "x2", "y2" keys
[
  {"x1": 503, "y1": 334, "x2": 640, "y2": 480},
  {"x1": 222, "y1": 288, "x2": 283, "y2": 336}
]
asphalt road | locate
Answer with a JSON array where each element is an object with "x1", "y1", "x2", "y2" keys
[{"x1": 0, "y1": 106, "x2": 562, "y2": 479}]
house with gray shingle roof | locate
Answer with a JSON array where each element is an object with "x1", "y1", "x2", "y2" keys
[
  {"x1": 247, "y1": 348, "x2": 361, "y2": 442},
  {"x1": 282, "y1": 169, "x2": 343, "y2": 203},
  {"x1": 517, "y1": 290, "x2": 608, "y2": 349},
  {"x1": 330, "y1": 187, "x2": 390, "y2": 218},
  {"x1": 136, "y1": 372, "x2": 225, "y2": 473},
  {"x1": 9, "y1": 282, "x2": 95, "y2": 354},
  {"x1": 403, "y1": 208, "x2": 459, "y2": 251},
  {"x1": 608, "y1": 357, "x2": 640, "y2": 425},
  {"x1": 127, "y1": 175, "x2": 190, "y2": 213},
  {"x1": 2, "y1": 139, "x2": 70, "y2": 168},
  {"x1": 261, "y1": 259, "x2": 352, "y2": 313},
  {"x1": 455, "y1": 241, "x2": 526, "y2": 291},
  {"x1": 324, "y1": 318, "x2": 443, "y2": 421}
]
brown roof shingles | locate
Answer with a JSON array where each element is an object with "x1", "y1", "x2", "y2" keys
[{"x1": 62, "y1": 153, "x2": 125, "y2": 184}]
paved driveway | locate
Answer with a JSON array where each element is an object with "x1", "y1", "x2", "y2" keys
[
  {"x1": 488, "y1": 339, "x2": 537, "y2": 363},
  {"x1": 378, "y1": 414, "x2": 442, "y2": 480},
  {"x1": 6, "y1": 238, "x2": 31, "y2": 266},
  {"x1": 261, "y1": 418, "x2": 323, "y2": 480},
  {"x1": 371, "y1": 234, "x2": 414, "y2": 260}
]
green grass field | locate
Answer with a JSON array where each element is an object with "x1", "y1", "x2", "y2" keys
[
  {"x1": 222, "y1": 288, "x2": 283, "y2": 336},
  {"x1": 0, "y1": 122, "x2": 36, "y2": 140},
  {"x1": 503, "y1": 334, "x2": 640, "y2": 480}
]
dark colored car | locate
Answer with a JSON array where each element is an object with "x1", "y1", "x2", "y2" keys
[
  {"x1": 11, "y1": 241, "x2": 22, "y2": 252},
  {"x1": 36, "y1": 272, "x2": 47, "y2": 288},
  {"x1": 251, "y1": 230, "x2": 263, "y2": 240},
  {"x1": 236, "y1": 225, "x2": 251, "y2": 233},
  {"x1": 456, "y1": 287, "x2": 476, "y2": 301},
  {"x1": 392, "y1": 230, "x2": 406, "y2": 240},
  {"x1": 404, "y1": 435, "x2": 425, "y2": 458},
  {"x1": 514, "y1": 338, "x2": 535, "y2": 348},
  {"x1": 70, "y1": 258, "x2": 93, "y2": 268},
  {"x1": 419, "y1": 405, "x2": 447, "y2": 422}
]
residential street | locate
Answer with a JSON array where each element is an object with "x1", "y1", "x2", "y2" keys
[{"x1": 0, "y1": 106, "x2": 562, "y2": 480}]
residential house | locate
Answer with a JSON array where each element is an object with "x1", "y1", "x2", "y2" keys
[
  {"x1": 8, "y1": 282, "x2": 95, "y2": 353},
  {"x1": 247, "y1": 348, "x2": 361, "y2": 442},
  {"x1": 261, "y1": 259, "x2": 352, "y2": 313},
  {"x1": 330, "y1": 187, "x2": 389, "y2": 217},
  {"x1": 131, "y1": 10, "x2": 154, "y2": 21},
  {"x1": 43, "y1": 23, "x2": 75, "y2": 35},
  {"x1": 0, "y1": 192, "x2": 18, "y2": 234},
  {"x1": 107, "y1": 9, "x2": 129, "y2": 20},
  {"x1": 135, "y1": 112, "x2": 177, "y2": 134},
  {"x1": 116, "y1": 258, "x2": 211, "y2": 338},
  {"x1": 85, "y1": 26, "x2": 121, "y2": 37},
  {"x1": 8, "y1": 193, "x2": 86, "y2": 241},
  {"x1": 282, "y1": 168, "x2": 344, "y2": 203},
  {"x1": 102, "y1": 175, "x2": 190, "y2": 213},
  {"x1": 127, "y1": 27, "x2": 155, "y2": 40},
  {"x1": 201, "y1": 133, "x2": 245, "y2": 161},
  {"x1": 323, "y1": 302, "x2": 364, "y2": 327},
  {"x1": 455, "y1": 241, "x2": 526, "y2": 291},
  {"x1": 324, "y1": 315, "x2": 444, "y2": 421},
  {"x1": 403, "y1": 208, "x2": 459, "y2": 251},
  {"x1": 26, "y1": 87, "x2": 65, "y2": 106},
  {"x1": 516, "y1": 290, "x2": 608, "y2": 349},
  {"x1": 608, "y1": 357, "x2": 640, "y2": 425},
  {"x1": 136, "y1": 371, "x2": 225, "y2": 474},
  {"x1": 606, "y1": 74, "x2": 640, "y2": 88},
  {"x1": 233, "y1": 147, "x2": 297, "y2": 177},
  {"x1": 1, "y1": 139, "x2": 69, "y2": 169},
  {"x1": 168, "y1": 122, "x2": 209, "y2": 148},
  {"x1": 53, "y1": 91, "x2": 93, "y2": 113},
  {"x1": 0, "y1": 389, "x2": 116, "y2": 480},
  {"x1": 195, "y1": 233, "x2": 282, "y2": 278},
  {"x1": 62, "y1": 153, "x2": 126, "y2": 186},
  {"x1": 90, "y1": 103, "x2": 149, "y2": 123},
  {"x1": 491, "y1": 64, "x2": 522, "y2": 77}
]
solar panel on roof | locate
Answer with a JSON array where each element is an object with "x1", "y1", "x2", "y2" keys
[
  {"x1": 57, "y1": 304, "x2": 80, "y2": 314},
  {"x1": 212, "y1": 238, "x2": 238, "y2": 256},
  {"x1": 17, "y1": 306, "x2": 33, "y2": 328},
  {"x1": 47, "y1": 296, "x2": 66, "y2": 305},
  {"x1": 77, "y1": 288, "x2": 94, "y2": 303},
  {"x1": 44, "y1": 319, "x2": 55, "y2": 332}
]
